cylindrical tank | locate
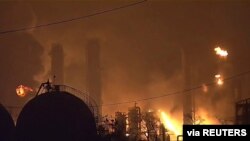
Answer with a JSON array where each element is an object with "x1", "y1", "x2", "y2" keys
[
  {"x1": 0, "y1": 104, "x2": 15, "y2": 141},
  {"x1": 15, "y1": 91, "x2": 98, "y2": 141}
]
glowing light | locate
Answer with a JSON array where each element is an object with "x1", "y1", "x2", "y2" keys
[
  {"x1": 217, "y1": 78, "x2": 224, "y2": 85},
  {"x1": 16, "y1": 85, "x2": 33, "y2": 97},
  {"x1": 215, "y1": 74, "x2": 221, "y2": 78},
  {"x1": 148, "y1": 109, "x2": 153, "y2": 112},
  {"x1": 160, "y1": 111, "x2": 182, "y2": 135},
  {"x1": 214, "y1": 47, "x2": 228, "y2": 57},
  {"x1": 215, "y1": 74, "x2": 224, "y2": 86},
  {"x1": 16, "y1": 85, "x2": 25, "y2": 97},
  {"x1": 202, "y1": 84, "x2": 208, "y2": 93},
  {"x1": 196, "y1": 108, "x2": 220, "y2": 125}
]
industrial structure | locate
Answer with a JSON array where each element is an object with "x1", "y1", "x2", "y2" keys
[
  {"x1": 50, "y1": 43, "x2": 64, "y2": 84},
  {"x1": 15, "y1": 82, "x2": 99, "y2": 141},
  {"x1": 235, "y1": 98, "x2": 250, "y2": 124},
  {"x1": 127, "y1": 104, "x2": 142, "y2": 140},
  {"x1": 0, "y1": 104, "x2": 15, "y2": 141},
  {"x1": 181, "y1": 49, "x2": 195, "y2": 125},
  {"x1": 1, "y1": 42, "x2": 249, "y2": 141},
  {"x1": 97, "y1": 104, "x2": 170, "y2": 141},
  {"x1": 86, "y1": 39, "x2": 102, "y2": 117}
]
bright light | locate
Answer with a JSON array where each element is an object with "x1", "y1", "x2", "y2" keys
[
  {"x1": 125, "y1": 133, "x2": 130, "y2": 137},
  {"x1": 16, "y1": 85, "x2": 33, "y2": 97},
  {"x1": 148, "y1": 109, "x2": 153, "y2": 112},
  {"x1": 160, "y1": 111, "x2": 182, "y2": 135},
  {"x1": 16, "y1": 85, "x2": 26, "y2": 97},
  {"x1": 215, "y1": 74, "x2": 224, "y2": 86},
  {"x1": 196, "y1": 108, "x2": 220, "y2": 125},
  {"x1": 215, "y1": 74, "x2": 221, "y2": 78},
  {"x1": 217, "y1": 78, "x2": 224, "y2": 85},
  {"x1": 214, "y1": 47, "x2": 228, "y2": 57}
]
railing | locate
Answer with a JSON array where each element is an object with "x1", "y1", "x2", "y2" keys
[
  {"x1": 57, "y1": 85, "x2": 99, "y2": 119},
  {"x1": 37, "y1": 83, "x2": 99, "y2": 120},
  {"x1": 236, "y1": 98, "x2": 250, "y2": 105}
]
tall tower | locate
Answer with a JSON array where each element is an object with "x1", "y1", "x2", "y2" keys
[
  {"x1": 50, "y1": 43, "x2": 64, "y2": 85},
  {"x1": 181, "y1": 49, "x2": 194, "y2": 125},
  {"x1": 86, "y1": 39, "x2": 102, "y2": 117}
]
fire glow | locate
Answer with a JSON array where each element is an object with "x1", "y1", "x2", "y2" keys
[
  {"x1": 159, "y1": 109, "x2": 220, "y2": 136},
  {"x1": 16, "y1": 85, "x2": 33, "y2": 97},
  {"x1": 215, "y1": 74, "x2": 224, "y2": 86},
  {"x1": 214, "y1": 47, "x2": 228, "y2": 57},
  {"x1": 160, "y1": 111, "x2": 182, "y2": 136},
  {"x1": 196, "y1": 108, "x2": 220, "y2": 125}
]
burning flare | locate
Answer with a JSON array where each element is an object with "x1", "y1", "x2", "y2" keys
[
  {"x1": 214, "y1": 47, "x2": 228, "y2": 57},
  {"x1": 160, "y1": 111, "x2": 182, "y2": 135},
  {"x1": 16, "y1": 85, "x2": 33, "y2": 97},
  {"x1": 215, "y1": 74, "x2": 224, "y2": 86}
]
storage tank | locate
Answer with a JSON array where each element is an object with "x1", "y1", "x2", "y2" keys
[
  {"x1": 0, "y1": 104, "x2": 15, "y2": 141},
  {"x1": 15, "y1": 91, "x2": 98, "y2": 141}
]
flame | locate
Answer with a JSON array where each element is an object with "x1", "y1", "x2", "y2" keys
[
  {"x1": 196, "y1": 108, "x2": 220, "y2": 125},
  {"x1": 160, "y1": 111, "x2": 182, "y2": 135},
  {"x1": 214, "y1": 47, "x2": 228, "y2": 57},
  {"x1": 215, "y1": 74, "x2": 223, "y2": 86},
  {"x1": 217, "y1": 78, "x2": 224, "y2": 85},
  {"x1": 16, "y1": 85, "x2": 33, "y2": 97},
  {"x1": 215, "y1": 74, "x2": 221, "y2": 78},
  {"x1": 158, "y1": 109, "x2": 219, "y2": 137}
]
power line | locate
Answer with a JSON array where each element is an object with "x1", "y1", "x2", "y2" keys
[
  {"x1": 99, "y1": 70, "x2": 250, "y2": 107},
  {"x1": 0, "y1": 0, "x2": 147, "y2": 35}
]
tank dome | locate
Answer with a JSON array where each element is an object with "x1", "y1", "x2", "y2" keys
[
  {"x1": 0, "y1": 104, "x2": 15, "y2": 141},
  {"x1": 16, "y1": 91, "x2": 98, "y2": 141}
]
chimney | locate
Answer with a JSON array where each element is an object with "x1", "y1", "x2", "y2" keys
[
  {"x1": 50, "y1": 43, "x2": 64, "y2": 85},
  {"x1": 86, "y1": 39, "x2": 102, "y2": 117}
]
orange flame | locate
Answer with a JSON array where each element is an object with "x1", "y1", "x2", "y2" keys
[
  {"x1": 160, "y1": 111, "x2": 182, "y2": 135},
  {"x1": 214, "y1": 47, "x2": 228, "y2": 57},
  {"x1": 16, "y1": 85, "x2": 33, "y2": 97},
  {"x1": 159, "y1": 109, "x2": 219, "y2": 135},
  {"x1": 196, "y1": 108, "x2": 220, "y2": 125},
  {"x1": 215, "y1": 74, "x2": 223, "y2": 86}
]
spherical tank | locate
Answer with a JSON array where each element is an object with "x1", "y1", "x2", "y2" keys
[
  {"x1": 15, "y1": 91, "x2": 98, "y2": 141},
  {"x1": 0, "y1": 104, "x2": 15, "y2": 141}
]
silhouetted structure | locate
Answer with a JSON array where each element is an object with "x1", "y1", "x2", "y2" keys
[
  {"x1": 86, "y1": 39, "x2": 102, "y2": 117},
  {"x1": 0, "y1": 104, "x2": 15, "y2": 141},
  {"x1": 50, "y1": 43, "x2": 64, "y2": 84},
  {"x1": 15, "y1": 91, "x2": 98, "y2": 141},
  {"x1": 235, "y1": 98, "x2": 250, "y2": 124},
  {"x1": 128, "y1": 104, "x2": 141, "y2": 141},
  {"x1": 115, "y1": 112, "x2": 127, "y2": 136},
  {"x1": 144, "y1": 111, "x2": 159, "y2": 141},
  {"x1": 181, "y1": 50, "x2": 194, "y2": 125}
]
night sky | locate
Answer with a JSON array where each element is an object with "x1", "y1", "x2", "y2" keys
[{"x1": 0, "y1": 0, "x2": 250, "y2": 120}]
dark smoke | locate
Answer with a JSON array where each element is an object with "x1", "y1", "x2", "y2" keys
[{"x1": 0, "y1": 1, "x2": 250, "y2": 124}]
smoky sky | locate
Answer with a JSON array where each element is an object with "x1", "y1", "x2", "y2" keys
[{"x1": 1, "y1": 0, "x2": 250, "y2": 120}]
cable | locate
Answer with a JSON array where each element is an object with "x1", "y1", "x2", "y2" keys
[
  {"x1": 99, "y1": 70, "x2": 250, "y2": 107},
  {"x1": 0, "y1": 0, "x2": 147, "y2": 35}
]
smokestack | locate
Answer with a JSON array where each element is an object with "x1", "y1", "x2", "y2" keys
[
  {"x1": 50, "y1": 43, "x2": 64, "y2": 85},
  {"x1": 86, "y1": 39, "x2": 102, "y2": 117},
  {"x1": 181, "y1": 49, "x2": 194, "y2": 125}
]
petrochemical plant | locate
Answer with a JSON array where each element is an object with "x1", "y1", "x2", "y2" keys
[{"x1": 1, "y1": 42, "x2": 250, "y2": 141}]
